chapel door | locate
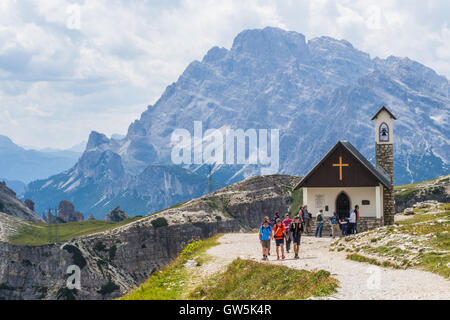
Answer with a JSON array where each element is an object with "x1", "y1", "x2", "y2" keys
[{"x1": 336, "y1": 192, "x2": 350, "y2": 220}]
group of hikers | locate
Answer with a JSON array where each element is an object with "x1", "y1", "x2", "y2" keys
[{"x1": 258, "y1": 205, "x2": 360, "y2": 260}]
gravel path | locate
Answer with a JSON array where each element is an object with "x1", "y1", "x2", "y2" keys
[{"x1": 206, "y1": 233, "x2": 450, "y2": 300}]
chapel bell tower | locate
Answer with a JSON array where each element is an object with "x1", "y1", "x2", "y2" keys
[{"x1": 372, "y1": 106, "x2": 397, "y2": 225}]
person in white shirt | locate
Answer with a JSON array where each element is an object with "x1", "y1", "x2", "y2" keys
[{"x1": 348, "y1": 209, "x2": 357, "y2": 235}]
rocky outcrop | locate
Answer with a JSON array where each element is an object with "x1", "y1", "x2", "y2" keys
[
  {"x1": 24, "y1": 199, "x2": 35, "y2": 212},
  {"x1": 105, "y1": 207, "x2": 129, "y2": 222},
  {"x1": 47, "y1": 210, "x2": 65, "y2": 224},
  {"x1": 0, "y1": 175, "x2": 300, "y2": 300},
  {"x1": 395, "y1": 175, "x2": 450, "y2": 213},
  {"x1": 57, "y1": 200, "x2": 84, "y2": 223},
  {"x1": 0, "y1": 181, "x2": 42, "y2": 222}
]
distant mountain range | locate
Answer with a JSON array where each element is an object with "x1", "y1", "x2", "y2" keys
[
  {"x1": 0, "y1": 135, "x2": 84, "y2": 186},
  {"x1": 24, "y1": 27, "x2": 449, "y2": 218}
]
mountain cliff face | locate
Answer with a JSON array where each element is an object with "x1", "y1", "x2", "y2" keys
[
  {"x1": 0, "y1": 175, "x2": 298, "y2": 300},
  {"x1": 0, "y1": 182, "x2": 42, "y2": 222},
  {"x1": 25, "y1": 27, "x2": 449, "y2": 218}
]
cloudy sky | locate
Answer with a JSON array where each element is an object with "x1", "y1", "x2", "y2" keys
[{"x1": 1, "y1": 0, "x2": 449, "y2": 149}]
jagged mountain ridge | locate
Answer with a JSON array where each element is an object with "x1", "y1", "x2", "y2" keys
[
  {"x1": 25, "y1": 131, "x2": 225, "y2": 218},
  {"x1": 25, "y1": 27, "x2": 449, "y2": 218}
]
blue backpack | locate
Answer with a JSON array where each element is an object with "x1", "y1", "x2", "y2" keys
[{"x1": 331, "y1": 216, "x2": 337, "y2": 225}]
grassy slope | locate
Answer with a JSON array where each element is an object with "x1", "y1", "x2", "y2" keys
[
  {"x1": 9, "y1": 217, "x2": 143, "y2": 246},
  {"x1": 332, "y1": 203, "x2": 450, "y2": 278},
  {"x1": 121, "y1": 235, "x2": 223, "y2": 300},
  {"x1": 190, "y1": 259, "x2": 337, "y2": 300}
]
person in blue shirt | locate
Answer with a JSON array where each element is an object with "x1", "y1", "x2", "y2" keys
[{"x1": 259, "y1": 220, "x2": 272, "y2": 260}]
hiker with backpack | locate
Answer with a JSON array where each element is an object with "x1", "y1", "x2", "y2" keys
[
  {"x1": 259, "y1": 220, "x2": 272, "y2": 260},
  {"x1": 290, "y1": 215, "x2": 303, "y2": 259},
  {"x1": 272, "y1": 218, "x2": 287, "y2": 260},
  {"x1": 330, "y1": 212, "x2": 339, "y2": 239},
  {"x1": 283, "y1": 214, "x2": 293, "y2": 253},
  {"x1": 315, "y1": 209, "x2": 324, "y2": 238}
]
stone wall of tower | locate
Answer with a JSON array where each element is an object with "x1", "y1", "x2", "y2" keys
[{"x1": 376, "y1": 143, "x2": 395, "y2": 225}]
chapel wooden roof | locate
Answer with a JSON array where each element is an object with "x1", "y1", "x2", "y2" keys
[{"x1": 294, "y1": 141, "x2": 391, "y2": 190}]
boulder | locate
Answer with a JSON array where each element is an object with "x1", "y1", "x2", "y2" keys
[
  {"x1": 404, "y1": 208, "x2": 415, "y2": 216},
  {"x1": 105, "y1": 206, "x2": 130, "y2": 222}
]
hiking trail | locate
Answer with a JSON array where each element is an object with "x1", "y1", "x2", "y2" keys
[{"x1": 200, "y1": 233, "x2": 450, "y2": 300}]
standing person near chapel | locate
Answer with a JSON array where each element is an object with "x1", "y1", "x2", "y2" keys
[
  {"x1": 353, "y1": 205, "x2": 360, "y2": 234},
  {"x1": 340, "y1": 217, "x2": 348, "y2": 236},
  {"x1": 272, "y1": 218, "x2": 287, "y2": 260},
  {"x1": 259, "y1": 220, "x2": 272, "y2": 260},
  {"x1": 302, "y1": 205, "x2": 312, "y2": 234},
  {"x1": 330, "y1": 212, "x2": 339, "y2": 239},
  {"x1": 315, "y1": 209, "x2": 324, "y2": 237},
  {"x1": 290, "y1": 215, "x2": 303, "y2": 259},
  {"x1": 348, "y1": 207, "x2": 357, "y2": 235}
]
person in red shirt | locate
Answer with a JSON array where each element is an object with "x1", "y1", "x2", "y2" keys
[{"x1": 272, "y1": 218, "x2": 287, "y2": 260}]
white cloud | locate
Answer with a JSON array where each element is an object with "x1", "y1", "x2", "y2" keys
[{"x1": 0, "y1": 0, "x2": 448, "y2": 149}]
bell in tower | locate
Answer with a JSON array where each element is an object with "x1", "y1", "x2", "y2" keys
[{"x1": 371, "y1": 106, "x2": 397, "y2": 225}]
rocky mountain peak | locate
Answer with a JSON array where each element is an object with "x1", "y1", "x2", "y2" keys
[
  {"x1": 86, "y1": 131, "x2": 111, "y2": 151},
  {"x1": 231, "y1": 27, "x2": 309, "y2": 63}
]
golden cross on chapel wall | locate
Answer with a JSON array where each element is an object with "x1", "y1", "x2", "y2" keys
[{"x1": 332, "y1": 156, "x2": 349, "y2": 181}]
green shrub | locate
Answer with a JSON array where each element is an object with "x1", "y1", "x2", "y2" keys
[
  {"x1": 151, "y1": 217, "x2": 168, "y2": 229},
  {"x1": 0, "y1": 283, "x2": 13, "y2": 291},
  {"x1": 94, "y1": 241, "x2": 107, "y2": 252},
  {"x1": 98, "y1": 280, "x2": 120, "y2": 295},
  {"x1": 63, "y1": 245, "x2": 87, "y2": 269},
  {"x1": 109, "y1": 245, "x2": 117, "y2": 260}
]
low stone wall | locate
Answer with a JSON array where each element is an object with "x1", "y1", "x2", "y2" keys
[{"x1": 306, "y1": 217, "x2": 383, "y2": 237}]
